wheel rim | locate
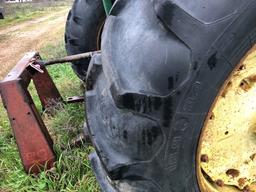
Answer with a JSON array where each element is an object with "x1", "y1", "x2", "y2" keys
[
  {"x1": 96, "y1": 19, "x2": 105, "y2": 50},
  {"x1": 197, "y1": 44, "x2": 256, "y2": 192}
]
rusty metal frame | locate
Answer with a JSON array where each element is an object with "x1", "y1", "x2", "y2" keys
[{"x1": 0, "y1": 52, "x2": 62, "y2": 174}]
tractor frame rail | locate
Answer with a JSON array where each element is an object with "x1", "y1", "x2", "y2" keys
[{"x1": 0, "y1": 51, "x2": 94, "y2": 174}]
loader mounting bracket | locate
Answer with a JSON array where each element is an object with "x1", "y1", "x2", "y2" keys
[{"x1": 0, "y1": 52, "x2": 83, "y2": 174}]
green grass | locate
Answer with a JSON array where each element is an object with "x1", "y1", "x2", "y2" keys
[
  {"x1": 0, "y1": 40, "x2": 99, "y2": 191},
  {"x1": 0, "y1": 1, "x2": 72, "y2": 27}
]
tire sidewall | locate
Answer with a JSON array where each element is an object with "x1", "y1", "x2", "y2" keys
[{"x1": 171, "y1": 4, "x2": 256, "y2": 191}]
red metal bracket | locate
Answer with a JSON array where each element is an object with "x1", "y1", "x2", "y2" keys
[{"x1": 0, "y1": 52, "x2": 62, "y2": 174}]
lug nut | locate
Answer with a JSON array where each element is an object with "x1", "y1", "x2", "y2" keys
[
  {"x1": 238, "y1": 178, "x2": 247, "y2": 187},
  {"x1": 226, "y1": 169, "x2": 240, "y2": 178},
  {"x1": 201, "y1": 154, "x2": 209, "y2": 163},
  {"x1": 216, "y1": 179, "x2": 224, "y2": 187}
]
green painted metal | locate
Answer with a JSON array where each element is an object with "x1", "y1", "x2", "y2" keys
[{"x1": 102, "y1": 0, "x2": 112, "y2": 15}]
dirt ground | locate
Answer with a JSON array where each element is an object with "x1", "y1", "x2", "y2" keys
[{"x1": 0, "y1": 7, "x2": 69, "y2": 79}]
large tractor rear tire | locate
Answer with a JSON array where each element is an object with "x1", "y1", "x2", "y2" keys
[
  {"x1": 85, "y1": 0, "x2": 256, "y2": 191},
  {"x1": 65, "y1": 0, "x2": 106, "y2": 80}
]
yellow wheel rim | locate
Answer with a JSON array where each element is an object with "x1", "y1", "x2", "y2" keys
[{"x1": 197, "y1": 44, "x2": 256, "y2": 192}]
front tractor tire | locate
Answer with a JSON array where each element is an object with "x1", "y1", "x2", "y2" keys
[{"x1": 65, "y1": 0, "x2": 106, "y2": 80}]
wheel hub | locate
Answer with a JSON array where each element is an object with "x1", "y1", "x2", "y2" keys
[{"x1": 197, "y1": 45, "x2": 256, "y2": 192}]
